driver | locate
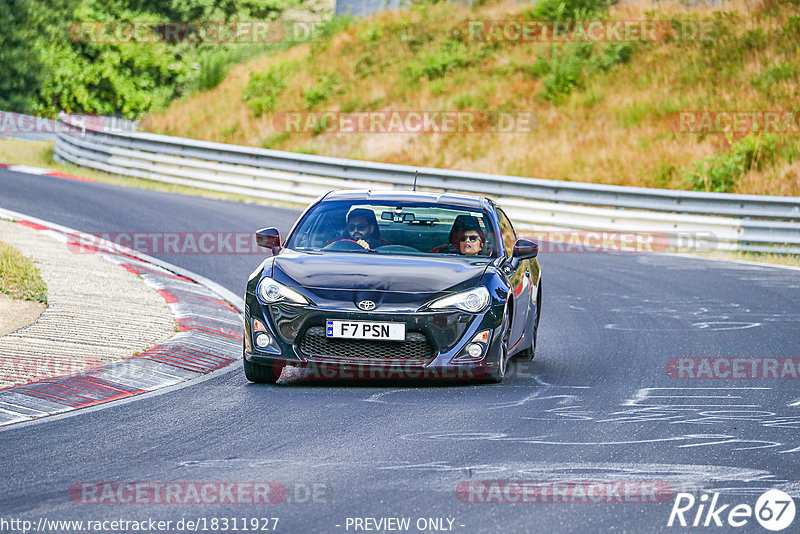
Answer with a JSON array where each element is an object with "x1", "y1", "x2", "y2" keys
[{"x1": 347, "y1": 208, "x2": 389, "y2": 250}]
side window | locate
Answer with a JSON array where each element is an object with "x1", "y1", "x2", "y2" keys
[{"x1": 497, "y1": 209, "x2": 516, "y2": 257}]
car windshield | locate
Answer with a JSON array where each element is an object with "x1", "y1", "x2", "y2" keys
[{"x1": 286, "y1": 200, "x2": 498, "y2": 257}]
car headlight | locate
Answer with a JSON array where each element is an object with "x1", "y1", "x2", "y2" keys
[
  {"x1": 257, "y1": 277, "x2": 309, "y2": 305},
  {"x1": 429, "y1": 287, "x2": 490, "y2": 313}
]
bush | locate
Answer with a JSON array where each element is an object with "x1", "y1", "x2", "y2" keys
[
  {"x1": 540, "y1": 43, "x2": 592, "y2": 102},
  {"x1": 303, "y1": 74, "x2": 342, "y2": 109},
  {"x1": 197, "y1": 52, "x2": 230, "y2": 91},
  {"x1": 751, "y1": 63, "x2": 798, "y2": 92},
  {"x1": 685, "y1": 134, "x2": 779, "y2": 192},
  {"x1": 405, "y1": 39, "x2": 472, "y2": 81},
  {"x1": 591, "y1": 43, "x2": 633, "y2": 72},
  {"x1": 538, "y1": 41, "x2": 633, "y2": 102},
  {"x1": 525, "y1": 0, "x2": 616, "y2": 21},
  {"x1": 243, "y1": 62, "x2": 298, "y2": 116},
  {"x1": 784, "y1": 16, "x2": 800, "y2": 39}
]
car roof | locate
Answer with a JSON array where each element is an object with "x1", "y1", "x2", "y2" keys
[{"x1": 321, "y1": 190, "x2": 493, "y2": 210}]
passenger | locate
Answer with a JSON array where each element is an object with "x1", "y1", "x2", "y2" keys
[
  {"x1": 451, "y1": 215, "x2": 486, "y2": 256},
  {"x1": 431, "y1": 215, "x2": 487, "y2": 255},
  {"x1": 346, "y1": 208, "x2": 388, "y2": 250},
  {"x1": 457, "y1": 228, "x2": 485, "y2": 255}
]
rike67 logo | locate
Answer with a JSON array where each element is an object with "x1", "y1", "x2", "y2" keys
[{"x1": 668, "y1": 490, "x2": 796, "y2": 531}]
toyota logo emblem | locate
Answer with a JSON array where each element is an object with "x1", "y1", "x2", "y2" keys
[{"x1": 357, "y1": 300, "x2": 376, "y2": 311}]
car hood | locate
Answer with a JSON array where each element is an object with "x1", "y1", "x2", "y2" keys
[{"x1": 272, "y1": 251, "x2": 489, "y2": 295}]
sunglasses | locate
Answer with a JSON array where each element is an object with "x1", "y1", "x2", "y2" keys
[
  {"x1": 460, "y1": 234, "x2": 481, "y2": 243},
  {"x1": 348, "y1": 223, "x2": 370, "y2": 232}
]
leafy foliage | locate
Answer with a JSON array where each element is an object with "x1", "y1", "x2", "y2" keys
[
  {"x1": 525, "y1": 0, "x2": 617, "y2": 21},
  {"x1": 303, "y1": 74, "x2": 342, "y2": 109},
  {"x1": 0, "y1": 0, "x2": 43, "y2": 111},
  {"x1": 242, "y1": 61, "x2": 298, "y2": 116},
  {"x1": 751, "y1": 63, "x2": 798, "y2": 92},
  {"x1": 685, "y1": 134, "x2": 779, "y2": 192},
  {"x1": 405, "y1": 39, "x2": 473, "y2": 81},
  {"x1": 0, "y1": 0, "x2": 319, "y2": 117},
  {"x1": 537, "y1": 41, "x2": 633, "y2": 102}
]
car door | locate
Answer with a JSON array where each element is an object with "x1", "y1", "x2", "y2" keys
[{"x1": 496, "y1": 208, "x2": 531, "y2": 351}]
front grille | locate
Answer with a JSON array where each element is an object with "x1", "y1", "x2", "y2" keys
[{"x1": 299, "y1": 326, "x2": 436, "y2": 364}]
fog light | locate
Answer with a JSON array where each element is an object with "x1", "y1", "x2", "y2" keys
[
  {"x1": 466, "y1": 343, "x2": 483, "y2": 358},
  {"x1": 255, "y1": 333, "x2": 272, "y2": 348}
]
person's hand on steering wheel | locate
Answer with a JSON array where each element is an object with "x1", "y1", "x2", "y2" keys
[{"x1": 323, "y1": 238, "x2": 373, "y2": 251}]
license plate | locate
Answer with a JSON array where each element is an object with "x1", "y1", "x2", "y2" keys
[{"x1": 326, "y1": 320, "x2": 405, "y2": 341}]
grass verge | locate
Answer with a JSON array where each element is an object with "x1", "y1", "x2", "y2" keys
[
  {"x1": 681, "y1": 249, "x2": 800, "y2": 268},
  {"x1": 0, "y1": 240, "x2": 47, "y2": 302}
]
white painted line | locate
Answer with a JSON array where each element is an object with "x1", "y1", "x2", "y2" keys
[
  {"x1": 7, "y1": 164, "x2": 50, "y2": 175},
  {"x1": 0, "y1": 207, "x2": 243, "y2": 430},
  {"x1": 0, "y1": 206, "x2": 243, "y2": 311},
  {"x1": 0, "y1": 401, "x2": 49, "y2": 416},
  {"x1": 0, "y1": 406, "x2": 33, "y2": 418}
]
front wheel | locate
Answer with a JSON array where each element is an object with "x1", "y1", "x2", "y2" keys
[
  {"x1": 244, "y1": 354, "x2": 283, "y2": 384},
  {"x1": 515, "y1": 280, "x2": 541, "y2": 362},
  {"x1": 486, "y1": 304, "x2": 510, "y2": 383}
]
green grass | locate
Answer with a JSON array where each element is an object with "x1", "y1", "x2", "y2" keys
[
  {"x1": 685, "y1": 133, "x2": 780, "y2": 192},
  {"x1": 0, "y1": 241, "x2": 47, "y2": 303}
]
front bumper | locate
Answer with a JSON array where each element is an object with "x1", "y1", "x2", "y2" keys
[{"x1": 243, "y1": 292, "x2": 505, "y2": 379}]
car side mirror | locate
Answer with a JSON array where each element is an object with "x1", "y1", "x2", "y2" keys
[
  {"x1": 256, "y1": 227, "x2": 282, "y2": 255},
  {"x1": 512, "y1": 239, "x2": 538, "y2": 259}
]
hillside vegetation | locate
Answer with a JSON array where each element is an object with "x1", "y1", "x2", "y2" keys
[
  {"x1": 143, "y1": 0, "x2": 800, "y2": 195},
  {"x1": 0, "y1": 0, "x2": 324, "y2": 117}
]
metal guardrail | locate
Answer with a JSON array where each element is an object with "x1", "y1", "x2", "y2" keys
[{"x1": 52, "y1": 114, "x2": 800, "y2": 254}]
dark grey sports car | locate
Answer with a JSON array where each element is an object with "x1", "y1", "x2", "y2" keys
[{"x1": 243, "y1": 190, "x2": 541, "y2": 383}]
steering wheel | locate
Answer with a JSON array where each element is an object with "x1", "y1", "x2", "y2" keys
[{"x1": 322, "y1": 238, "x2": 368, "y2": 251}]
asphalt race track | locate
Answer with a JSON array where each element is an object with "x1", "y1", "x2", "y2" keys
[{"x1": 2, "y1": 167, "x2": 800, "y2": 533}]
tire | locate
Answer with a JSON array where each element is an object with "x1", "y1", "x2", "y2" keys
[
  {"x1": 487, "y1": 304, "x2": 510, "y2": 383},
  {"x1": 243, "y1": 354, "x2": 283, "y2": 384},
  {"x1": 515, "y1": 280, "x2": 541, "y2": 362}
]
